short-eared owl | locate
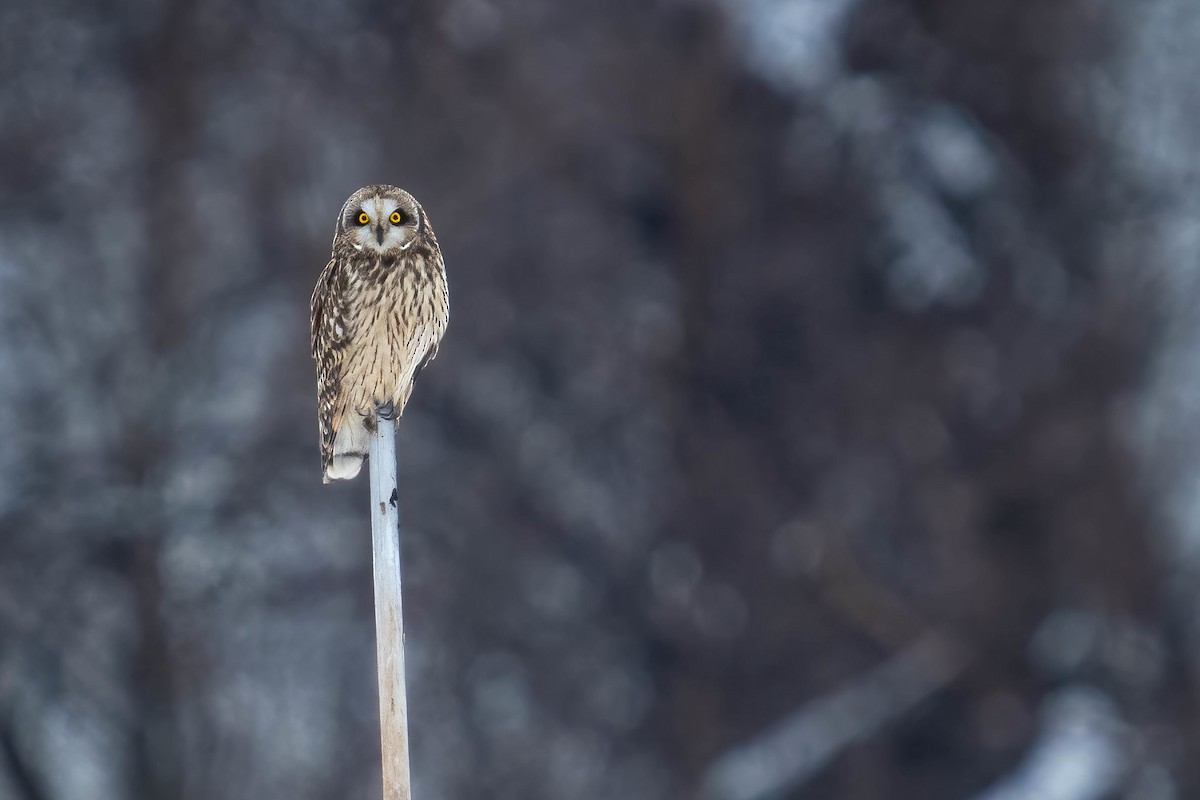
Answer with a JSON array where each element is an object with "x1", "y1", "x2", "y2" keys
[{"x1": 310, "y1": 185, "x2": 449, "y2": 483}]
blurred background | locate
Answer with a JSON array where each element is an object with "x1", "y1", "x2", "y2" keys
[{"x1": 0, "y1": 0, "x2": 1196, "y2": 798}]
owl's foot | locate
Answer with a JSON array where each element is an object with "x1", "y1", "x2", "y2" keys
[{"x1": 375, "y1": 400, "x2": 397, "y2": 421}]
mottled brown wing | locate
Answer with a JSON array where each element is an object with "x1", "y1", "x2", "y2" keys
[
  {"x1": 411, "y1": 267, "x2": 448, "y2": 382},
  {"x1": 310, "y1": 257, "x2": 350, "y2": 477},
  {"x1": 400, "y1": 245, "x2": 450, "y2": 407}
]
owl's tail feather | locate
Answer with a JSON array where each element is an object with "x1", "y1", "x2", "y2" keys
[{"x1": 324, "y1": 414, "x2": 370, "y2": 482}]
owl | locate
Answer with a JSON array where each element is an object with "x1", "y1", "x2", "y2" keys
[{"x1": 310, "y1": 185, "x2": 449, "y2": 483}]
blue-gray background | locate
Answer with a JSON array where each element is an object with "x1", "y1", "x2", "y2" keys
[{"x1": 0, "y1": 1, "x2": 1193, "y2": 798}]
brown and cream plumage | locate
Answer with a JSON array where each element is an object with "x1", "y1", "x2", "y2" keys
[{"x1": 310, "y1": 185, "x2": 449, "y2": 483}]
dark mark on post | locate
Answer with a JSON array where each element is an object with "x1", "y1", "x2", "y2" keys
[
  {"x1": 379, "y1": 501, "x2": 385, "y2": 514},
  {"x1": 389, "y1": 488, "x2": 398, "y2": 507}
]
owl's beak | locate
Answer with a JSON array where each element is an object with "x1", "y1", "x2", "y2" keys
[{"x1": 375, "y1": 224, "x2": 385, "y2": 245}]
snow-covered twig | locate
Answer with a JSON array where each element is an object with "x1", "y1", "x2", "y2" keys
[
  {"x1": 702, "y1": 634, "x2": 964, "y2": 800},
  {"x1": 970, "y1": 687, "x2": 1129, "y2": 800}
]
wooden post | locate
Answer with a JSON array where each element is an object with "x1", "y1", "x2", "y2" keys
[{"x1": 367, "y1": 414, "x2": 412, "y2": 800}]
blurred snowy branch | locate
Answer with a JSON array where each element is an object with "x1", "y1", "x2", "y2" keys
[
  {"x1": 970, "y1": 687, "x2": 1130, "y2": 800},
  {"x1": 702, "y1": 635, "x2": 965, "y2": 800}
]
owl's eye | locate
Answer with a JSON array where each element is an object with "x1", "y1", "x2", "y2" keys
[
  {"x1": 357, "y1": 211, "x2": 370, "y2": 225},
  {"x1": 389, "y1": 211, "x2": 403, "y2": 225}
]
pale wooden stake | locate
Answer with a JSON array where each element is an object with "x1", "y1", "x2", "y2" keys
[{"x1": 368, "y1": 414, "x2": 412, "y2": 800}]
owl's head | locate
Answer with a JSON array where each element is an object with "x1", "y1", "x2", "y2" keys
[{"x1": 335, "y1": 185, "x2": 425, "y2": 253}]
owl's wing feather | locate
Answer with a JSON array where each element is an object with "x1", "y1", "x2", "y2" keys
[
  {"x1": 310, "y1": 258, "x2": 338, "y2": 359},
  {"x1": 411, "y1": 340, "x2": 439, "y2": 384},
  {"x1": 311, "y1": 257, "x2": 352, "y2": 480},
  {"x1": 409, "y1": 251, "x2": 449, "y2": 386}
]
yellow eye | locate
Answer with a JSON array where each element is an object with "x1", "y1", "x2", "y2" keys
[
  {"x1": 357, "y1": 211, "x2": 370, "y2": 225},
  {"x1": 389, "y1": 211, "x2": 403, "y2": 225}
]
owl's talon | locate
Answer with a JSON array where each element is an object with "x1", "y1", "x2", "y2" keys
[{"x1": 376, "y1": 400, "x2": 397, "y2": 421}]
